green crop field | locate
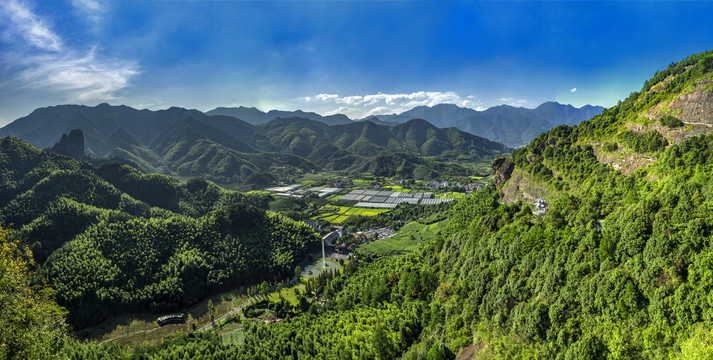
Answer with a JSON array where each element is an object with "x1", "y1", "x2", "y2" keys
[
  {"x1": 360, "y1": 208, "x2": 391, "y2": 216},
  {"x1": 332, "y1": 215, "x2": 349, "y2": 223},
  {"x1": 345, "y1": 208, "x2": 362, "y2": 215},
  {"x1": 357, "y1": 220, "x2": 448, "y2": 257},
  {"x1": 312, "y1": 205, "x2": 391, "y2": 223},
  {"x1": 435, "y1": 192, "x2": 465, "y2": 199}
]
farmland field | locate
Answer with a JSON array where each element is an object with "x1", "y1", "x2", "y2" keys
[{"x1": 311, "y1": 205, "x2": 391, "y2": 223}]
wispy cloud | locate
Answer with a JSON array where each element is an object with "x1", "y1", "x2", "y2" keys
[
  {"x1": 571, "y1": 87, "x2": 577, "y2": 92},
  {"x1": 12, "y1": 47, "x2": 139, "y2": 101},
  {"x1": 72, "y1": 0, "x2": 106, "y2": 24},
  {"x1": 306, "y1": 91, "x2": 481, "y2": 118},
  {"x1": 0, "y1": 0, "x2": 138, "y2": 104},
  {"x1": 2, "y1": 0, "x2": 62, "y2": 51}
]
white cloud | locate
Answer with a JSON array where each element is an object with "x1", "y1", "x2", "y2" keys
[
  {"x1": 571, "y1": 88, "x2": 577, "y2": 92},
  {"x1": 2, "y1": 0, "x2": 62, "y2": 51},
  {"x1": 498, "y1": 97, "x2": 531, "y2": 107},
  {"x1": 316, "y1": 93, "x2": 339, "y2": 102},
  {"x1": 366, "y1": 106, "x2": 396, "y2": 116},
  {"x1": 325, "y1": 106, "x2": 358, "y2": 116},
  {"x1": 14, "y1": 47, "x2": 139, "y2": 101},
  {"x1": 0, "y1": 0, "x2": 138, "y2": 103},
  {"x1": 307, "y1": 91, "x2": 479, "y2": 118}
]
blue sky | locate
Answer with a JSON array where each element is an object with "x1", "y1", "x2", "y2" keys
[{"x1": 1, "y1": 0, "x2": 712, "y2": 125}]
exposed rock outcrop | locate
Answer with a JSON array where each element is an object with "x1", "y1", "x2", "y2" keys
[
  {"x1": 51, "y1": 129, "x2": 85, "y2": 159},
  {"x1": 667, "y1": 79, "x2": 713, "y2": 125},
  {"x1": 492, "y1": 157, "x2": 514, "y2": 186}
]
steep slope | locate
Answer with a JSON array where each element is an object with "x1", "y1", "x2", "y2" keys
[{"x1": 452, "y1": 49, "x2": 713, "y2": 358}]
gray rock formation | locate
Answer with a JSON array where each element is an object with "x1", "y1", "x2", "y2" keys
[{"x1": 51, "y1": 129, "x2": 85, "y2": 159}]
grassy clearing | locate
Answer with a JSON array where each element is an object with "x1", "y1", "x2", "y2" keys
[
  {"x1": 268, "y1": 285, "x2": 302, "y2": 306},
  {"x1": 357, "y1": 220, "x2": 448, "y2": 256}
]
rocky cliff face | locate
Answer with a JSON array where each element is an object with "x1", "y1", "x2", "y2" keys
[
  {"x1": 492, "y1": 157, "x2": 514, "y2": 186},
  {"x1": 668, "y1": 79, "x2": 713, "y2": 125},
  {"x1": 51, "y1": 129, "x2": 85, "y2": 159}
]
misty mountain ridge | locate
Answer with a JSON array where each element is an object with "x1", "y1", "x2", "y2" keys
[
  {"x1": 366, "y1": 102, "x2": 605, "y2": 147},
  {"x1": 207, "y1": 101, "x2": 603, "y2": 147}
]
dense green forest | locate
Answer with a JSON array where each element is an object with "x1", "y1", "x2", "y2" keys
[
  {"x1": 4, "y1": 50, "x2": 713, "y2": 359},
  {"x1": 0, "y1": 138, "x2": 319, "y2": 329}
]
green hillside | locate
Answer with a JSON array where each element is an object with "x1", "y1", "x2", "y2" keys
[
  {"x1": 0, "y1": 138, "x2": 319, "y2": 329},
  {"x1": 6, "y1": 50, "x2": 713, "y2": 360},
  {"x1": 48, "y1": 50, "x2": 713, "y2": 360}
]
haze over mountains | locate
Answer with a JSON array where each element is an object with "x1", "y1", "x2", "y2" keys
[
  {"x1": 207, "y1": 102, "x2": 604, "y2": 147},
  {"x1": 363, "y1": 102, "x2": 604, "y2": 147}
]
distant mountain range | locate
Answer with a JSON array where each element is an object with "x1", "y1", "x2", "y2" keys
[
  {"x1": 0, "y1": 104, "x2": 508, "y2": 184},
  {"x1": 364, "y1": 102, "x2": 604, "y2": 147},
  {"x1": 206, "y1": 106, "x2": 352, "y2": 126},
  {"x1": 208, "y1": 102, "x2": 604, "y2": 147}
]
